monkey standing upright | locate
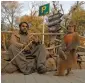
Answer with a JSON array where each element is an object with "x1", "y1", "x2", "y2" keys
[{"x1": 55, "y1": 22, "x2": 80, "y2": 76}]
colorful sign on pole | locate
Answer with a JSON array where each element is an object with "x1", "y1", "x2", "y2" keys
[{"x1": 39, "y1": 3, "x2": 50, "y2": 16}]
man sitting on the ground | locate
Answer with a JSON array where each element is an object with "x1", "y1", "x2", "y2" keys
[{"x1": 2, "y1": 22, "x2": 47, "y2": 75}]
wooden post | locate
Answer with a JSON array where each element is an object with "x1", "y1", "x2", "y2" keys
[{"x1": 42, "y1": 16, "x2": 45, "y2": 44}]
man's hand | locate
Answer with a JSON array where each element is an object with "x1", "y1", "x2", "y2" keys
[
  {"x1": 22, "y1": 44, "x2": 31, "y2": 54},
  {"x1": 22, "y1": 43, "x2": 27, "y2": 48},
  {"x1": 31, "y1": 35, "x2": 39, "y2": 43},
  {"x1": 22, "y1": 43, "x2": 30, "y2": 50}
]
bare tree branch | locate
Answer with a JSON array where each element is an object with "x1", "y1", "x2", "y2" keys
[{"x1": 1, "y1": 1, "x2": 22, "y2": 29}]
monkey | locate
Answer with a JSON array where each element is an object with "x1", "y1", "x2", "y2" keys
[{"x1": 54, "y1": 21, "x2": 80, "y2": 76}]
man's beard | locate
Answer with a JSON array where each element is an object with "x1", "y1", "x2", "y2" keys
[{"x1": 19, "y1": 29, "x2": 28, "y2": 35}]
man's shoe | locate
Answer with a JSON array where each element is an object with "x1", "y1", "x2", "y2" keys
[{"x1": 37, "y1": 66, "x2": 47, "y2": 74}]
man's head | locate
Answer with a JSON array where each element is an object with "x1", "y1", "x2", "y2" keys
[
  {"x1": 19, "y1": 22, "x2": 29, "y2": 35},
  {"x1": 67, "y1": 21, "x2": 76, "y2": 33}
]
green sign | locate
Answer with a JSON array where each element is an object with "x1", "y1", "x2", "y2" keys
[{"x1": 39, "y1": 3, "x2": 50, "y2": 16}]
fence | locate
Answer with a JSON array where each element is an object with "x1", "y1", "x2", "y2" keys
[{"x1": 1, "y1": 31, "x2": 85, "y2": 51}]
